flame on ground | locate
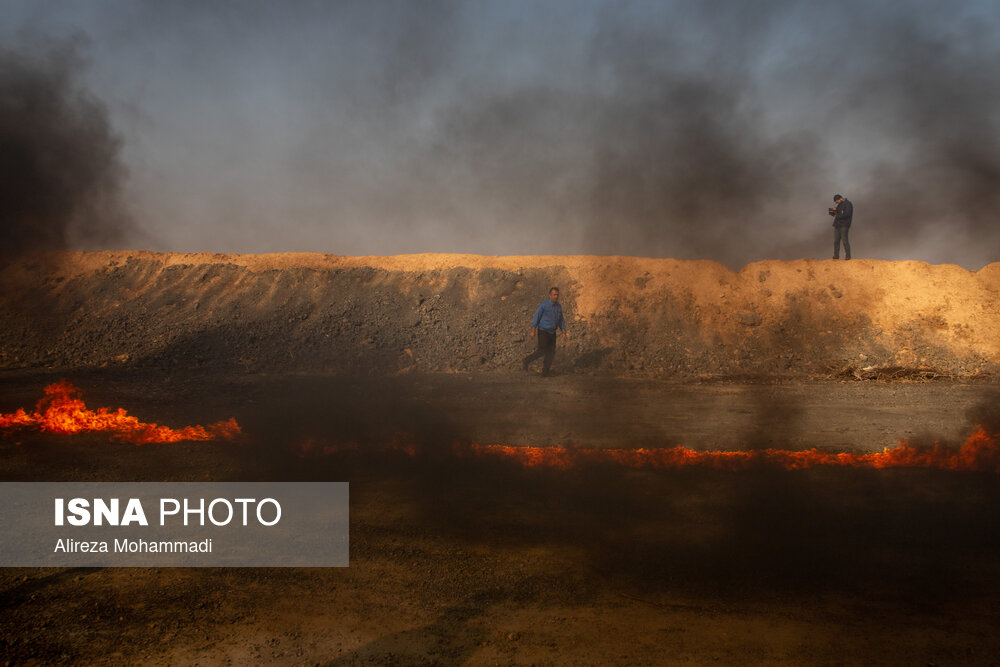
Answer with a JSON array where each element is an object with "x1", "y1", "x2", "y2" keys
[
  {"x1": 302, "y1": 428, "x2": 1000, "y2": 473},
  {"x1": 5, "y1": 381, "x2": 995, "y2": 471},
  {"x1": 462, "y1": 430, "x2": 1000, "y2": 472},
  {"x1": 0, "y1": 381, "x2": 241, "y2": 445}
]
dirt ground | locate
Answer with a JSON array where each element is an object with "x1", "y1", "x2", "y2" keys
[
  {"x1": 2, "y1": 369, "x2": 1000, "y2": 665},
  {"x1": 3, "y1": 252, "x2": 999, "y2": 379}
]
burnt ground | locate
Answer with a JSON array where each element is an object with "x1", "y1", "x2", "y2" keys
[{"x1": 2, "y1": 369, "x2": 1000, "y2": 665}]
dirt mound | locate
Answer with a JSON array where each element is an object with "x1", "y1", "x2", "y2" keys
[{"x1": 1, "y1": 251, "x2": 997, "y2": 378}]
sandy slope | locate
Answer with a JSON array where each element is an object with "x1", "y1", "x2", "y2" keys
[{"x1": 1, "y1": 251, "x2": 997, "y2": 377}]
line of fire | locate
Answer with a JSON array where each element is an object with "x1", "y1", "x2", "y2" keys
[{"x1": 3, "y1": 380, "x2": 998, "y2": 473}]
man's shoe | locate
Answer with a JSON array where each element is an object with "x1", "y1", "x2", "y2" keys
[{"x1": 832, "y1": 256, "x2": 839, "y2": 260}]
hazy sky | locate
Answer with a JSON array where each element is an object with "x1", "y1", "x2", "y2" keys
[{"x1": 3, "y1": 0, "x2": 1000, "y2": 268}]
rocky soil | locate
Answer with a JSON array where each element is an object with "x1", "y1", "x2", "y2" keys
[{"x1": 1, "y1": 251, "x2": 998, "y2": 378}]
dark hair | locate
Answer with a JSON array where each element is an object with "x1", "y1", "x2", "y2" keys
[
  {"x1": 833, "y1": 194, "x2": 842, "y2": 201},
  {"x1": 549, "y1": 287, "x2": 559, "y2": 293}
]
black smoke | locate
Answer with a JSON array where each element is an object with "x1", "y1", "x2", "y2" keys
[
  {"x1": 328, "y1": 0, "x2": 1000, "y2": 266},
  {"x1": 841, "y1": 8, "x2": 1000, "y2": 262},
  {"x1": 3, "y1": 1, "x2": 1000, "y2": 267},
  {"x1": 0, "y1": 40, "x2": 131, "y2": 254}
]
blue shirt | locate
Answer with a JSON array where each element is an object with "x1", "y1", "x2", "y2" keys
[{"x1": 531, "y1": 300, "x2": 565, "y2": 333}]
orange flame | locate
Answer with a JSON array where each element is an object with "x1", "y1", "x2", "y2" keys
[
  {"x1": 0, "y1": 381, "x2": 241, "y2": 445},
  {"x1": 458, "y1": 430, "x2": 1000, "y2": 472},
  {"x1": 303, "y1": 427, "x2": 1000, "y2": 473}
]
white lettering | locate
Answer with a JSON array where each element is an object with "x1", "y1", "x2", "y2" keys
[
  {"x1": 184, "y1": 498, "x2": 205, "y2": 526},
  {"x1": 160, "y1": 498, "x2": 180, "y2": 525},
  {"x1": 257, "y1": 498, "x2": 281, "y2": 526},
  {"x1": 208, "y1": 498, "x2": 233, "y2": 526},
  {"x1": 121, "y1": 498, "x2": 148, "y2": 526},
  {"x1": 53, "y1": 539, "x2": 109, "y2": 553},
  {"x1": 234, "y1": 498, "x2": 254, "y2": 524},
  {"x1": 67, "y1": 498, "x2": 90, "y2": 526},
  {"x1": 54, "y1": 498, "x2": 148, "y2": 526},
  {"x1": 92, "y1": 498, "x2": 118, "y2": 526},
  {"x1": 158, "y1": 497, "x2": 281, "y2": 526}
]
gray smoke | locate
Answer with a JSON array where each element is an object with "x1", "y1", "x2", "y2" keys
[
  {"x1": 0, "y1": 40, "x2": 132, "y2": 254},
  {"x1": 841, "y1": 7, "x2": 1000, "y2": 262},
  {"x1": 370, "y1": 0, "x2": 1000, "y2": 267},
  {"x1": 2, "y1": 1, "x2": 999, "y2": 268}
]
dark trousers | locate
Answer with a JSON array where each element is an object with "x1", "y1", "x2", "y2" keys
[
  {"x1": 834, "y1": 226, "x2": 851, "y2": 259},
  {"x1": 524, "y1": 330, "x2": 557, "y2": 375}
]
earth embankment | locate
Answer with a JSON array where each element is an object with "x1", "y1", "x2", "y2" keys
[{"x1": 1, "y1": 251, "x2": 998, "y2": 378}]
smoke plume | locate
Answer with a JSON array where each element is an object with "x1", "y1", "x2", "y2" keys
[
  {"x1": 0, "y1": 40, "x2": 131, "y2": 254},
  {"x1": 2, "y1": 1, "x2": 999, "y2": 267}
]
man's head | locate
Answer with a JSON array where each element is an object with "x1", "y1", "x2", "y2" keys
[
  {"x1": 833, "y1": 194, "x2": 844, "y2": 203},
  {"x1": 548, "y1": 287, "x2": 560, "y2": 302}
]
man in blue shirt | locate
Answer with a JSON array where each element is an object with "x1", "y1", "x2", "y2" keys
[{"x1": 522, "y1": 287, "x2": 568, "y2": 377}]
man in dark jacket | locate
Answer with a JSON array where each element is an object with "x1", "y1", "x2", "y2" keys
[
  {"x1": 523, "y1": 287, "x2": 567, "y2": 377},
  {"x1": 830, "y1": 194, "x2": 853, "y2": 260}
]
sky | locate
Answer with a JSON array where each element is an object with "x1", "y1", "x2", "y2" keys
[{"x1": 2, "y1": 0, "x2": 1000, "y2": 269}]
